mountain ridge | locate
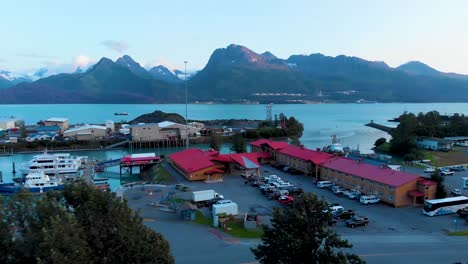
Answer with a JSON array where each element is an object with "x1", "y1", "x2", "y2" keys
[{"x1": 1, "y1": 44, "x2": 468, "y2": 103}]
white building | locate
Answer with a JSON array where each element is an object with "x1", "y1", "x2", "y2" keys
[
  {"x1": 417, "y1": 137, "x2": 453, "y2": 151},
  {"x1": 64, "y1": 125, "x2": 107, "y2": 141},
  {"x1": 129, "y1": 121, "x2": 200, "y2": 142},
  {"x1": 105, "y1": 120, "x2": 115, "y2": 131},
  {"x1": 0, "y1": 118, "x2": 22, "y2": 129}
]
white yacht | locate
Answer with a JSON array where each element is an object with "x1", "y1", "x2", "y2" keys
[
  {"x1": 0, "y1": 171, "x2": 64, "y2": 194},
  {"x1": 21, "y1": 151, "x2": 86, "y2": 176}
]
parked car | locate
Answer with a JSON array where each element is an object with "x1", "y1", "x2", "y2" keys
[
  {"x1": 451, "y1": 189, "x2": 462, "y2": 196},
  {"x1": 333, "y1": 209, "x2": 355, "y2": 220},
  {"x1": 269, "y1": 190, "x2": 289, "y2": 200},
  {"x1": 249, "y1": 180, "x2": 262, "y2": 187},
  {"x1": 328, "y1": 205, "x2": 345, "y2": 214},
  {"x1": 341, "y1": 189, "x2": 353, "y2": 197},
  {"x1": 259, "y1": 184, "x2": 275, "y2": 193},
  {"x1": 345, "y1": 216, "x2": 369, "y2": 228},
  {"x1": 328, "y1": 218, "x2": 337, "y2": 226},
  {"x1": 360, "y1": 195, "x2": 380, "y2": 205},
  {"x1": 440, "y1": 169, "x2": 454, "y2": 176},
  {"x1": 332, "y1": 186, "x2": 345, "y2": 195},
  {"x1": 347, "y1": 190, "x2": 361, "y2": 200},
  {"x1": 424, "y1": 167, "x2": 436, "y2": 173},
  {"x1": 317, "y1": 181, "x2": 334, "y2": 189},
  {"x1": 282, "y1": 166, "x2": 290, "y2": 172},
  {"x1": 264, "y1": 175, "x2": 281, "y2": 181},
  {"x1": 278, "y1": 195, "x2": 294, "y2": 206},
  {"x1": 450, "y1": 166, "x2": 465, "y2": 171},
  {"x1": 457, "y1": 206, "x2": 468, "y2": 218}
]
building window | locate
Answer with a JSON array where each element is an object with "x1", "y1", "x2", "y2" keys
[
  {"x1": 352, "y1": 183, "x2": 356, "y2": 187},
  {"x1": 360, "y1": 178, "x2": 364, "y2": 182},
  {"x1": 388, "y1": 195, "x2": 393, "y2": 200},
  {"x1": 378, "y1": 192, "x2": 384, "y2": 196},
  {"x1": 388, "y1": 185, "x2": 394, "y2": 190}
]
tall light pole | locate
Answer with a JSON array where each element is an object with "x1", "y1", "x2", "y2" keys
[{"x1": 184, "y1": 61, "x2": 189, "y2": 149}]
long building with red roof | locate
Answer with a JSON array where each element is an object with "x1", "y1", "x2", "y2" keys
[
  {"x1": 250, "y1": 139, "x2": 333, "y2": 177},
  {"x1": 320, "y1": 157, "x2": 436, "y2": 207}
]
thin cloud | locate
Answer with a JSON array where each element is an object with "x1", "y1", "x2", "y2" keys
[
  {"x1": 100, "y1": 40, "x2": 129, "y2": 53},
  {"x1": 16, "y1": 53, "x2": 57, "y2": 59}
]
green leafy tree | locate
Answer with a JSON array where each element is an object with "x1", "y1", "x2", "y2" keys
[
  {"x1": 252, "y1": 193, "x2": 364, "y2": 264},
  {"x1": 431, "y1": 171, "x2": 447, "y2": 199},
  {"x1": 209, "y1": 133, "x2": 222, "y2": 151},
  {"x1": 230, "y1": 133, "x2": 246, "y2": 153},
  {"x1": 0, "y1": 183, "x2": 174, "y2": 264},
  {"x1": 374, "y1": 137, "x2": 386, "y2": 147}
]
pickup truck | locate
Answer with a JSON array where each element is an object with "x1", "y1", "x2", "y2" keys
[
  {"x1": 345, "y1": 216, "x2": 369, "y2": 228},
  {"x1": 333, "y1": 209, "x2": 355, "y2": 220}
]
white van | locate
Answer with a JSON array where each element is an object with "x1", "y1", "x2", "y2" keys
[
  {"x1": 359, "y1": 195, "x2": 380, "y2": 205},
  {"x1": 317, "y1": 181, "x2": 334, "y2": 189}
]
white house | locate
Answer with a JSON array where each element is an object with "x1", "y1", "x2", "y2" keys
[
  {"x1": 416, "y1": 137, "x2": 453, "y2": 151},
  {"x1": 0, "y1": 118, "x2": 22, "y2": 129},
  {"x1": 26, "y1": 132, "x2": 57, "y2": 142}
]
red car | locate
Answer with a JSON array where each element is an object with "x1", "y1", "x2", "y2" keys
[{"x1": 278, "y1": 195, "x2": 294, "y2": 206}]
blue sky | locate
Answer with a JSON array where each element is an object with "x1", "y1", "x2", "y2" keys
[{"x1": 2, "y1": 0, "x2": 468, "y2": 74}]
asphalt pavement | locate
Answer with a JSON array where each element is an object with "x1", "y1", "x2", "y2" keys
[{"x1": 125, "y1": 163, "x2": 468, "y2": 264}]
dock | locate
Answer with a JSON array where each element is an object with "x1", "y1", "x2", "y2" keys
[
  {"x1": 365, "y1": 121, "x2": 394, "y2": 134},
  {"x1": 82, "y1": 162, "x2": 94, "y2": 185}
]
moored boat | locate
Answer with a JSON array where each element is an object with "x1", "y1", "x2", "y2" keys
[{"x1": 0, "y1": 171, "x2": 64, "y2": 194}]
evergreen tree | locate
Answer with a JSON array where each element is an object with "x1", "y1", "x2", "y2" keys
[
  {"x1": 230, "y1": 133, "x2": 246, "y2": 153},
  {"x1": 252, "y1": 193, "x2": 364, "y2": 264},
  {"x1": 209, "y1": 133, "x2": 222, "y2": 151},
  {"x1": 0, "y1": 183, "x2": 174, "y2": 264},
  {"x1": 431, "y1": 171, "x2": 447, "y2": 199}
]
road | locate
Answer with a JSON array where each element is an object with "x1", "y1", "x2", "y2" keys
[{"x1": 127, "y1": 163, "x2": 468, "y2": 264}]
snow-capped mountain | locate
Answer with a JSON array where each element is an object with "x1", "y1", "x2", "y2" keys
[
  {"x1": 0, "y1": 70, "x2": 32, "y2": 89},
  {"x1": 148, "y1": 65, "x2": 182, "y2": 83}
]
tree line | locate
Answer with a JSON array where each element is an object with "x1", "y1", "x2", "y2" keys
[{"x1": 375, "y1": 111, "x2": 468, "y2": 160}]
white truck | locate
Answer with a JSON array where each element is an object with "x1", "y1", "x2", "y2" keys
[
  {"x1": 212, "y1": 201, "x2": 238, "y2": 216},
  {"x1": 191, "y1": 190, "x2": 224, "y2": 205}
]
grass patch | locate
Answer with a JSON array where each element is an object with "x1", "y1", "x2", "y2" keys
[
  {"x1": 153, "y1": 164, "x2": 173, "y2": 183},
  {"x1": 193, "y1": 212, "x2": 264, "y2": 238},
  {"x1": 448, "y1": 230, "x2": 468, "y2": 236},
  {"x1": 421, "y1": 148, "x2": 468, "y2": 167},
  {"x1": 225, "y1": 219, "x2": 264, "y2": 238},
  {"x1": 194, "y1": 210, "x2": 212, "y2": 226}
]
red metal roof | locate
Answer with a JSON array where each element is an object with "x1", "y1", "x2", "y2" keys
[
  {"x1": 278, "y1": 145, "x2": 334, "y2": 165},
  {"x1": 322, "y1": 157, "x2": 420, "y2": 187},
  {"x1": 408, "y1": 190, "x2": 425, "y2": 197},
  {"x1": 168, "y1": 148, "x2": 219, "y2": 173},
  {"x1": 417, "y1": 178, "x2": 437, "y2": 186},
  {"x1": 250, "y1": 139, "x2": 271, "y2": 147},
  {"x1": 214, "y1": 152, "x2": 272, "y2": 169},
  {"x1": 262, "y1": 141, "x2": 289, "y2": 150}
]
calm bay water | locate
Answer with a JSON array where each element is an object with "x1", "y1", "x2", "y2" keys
[{"x1": 1, "y1": 103, "x2": 467, "y2": 189}]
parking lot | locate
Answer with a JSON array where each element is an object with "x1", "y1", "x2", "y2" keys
[{"x1": 163, "y1": 162, "x2": 467, "y2": 235}]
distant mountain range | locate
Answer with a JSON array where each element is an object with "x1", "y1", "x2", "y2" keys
[{"x1": 1, "y1": 44, "x2": 468, "y2": 103}]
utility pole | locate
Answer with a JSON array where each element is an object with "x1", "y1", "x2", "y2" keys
[{"x1": 184, "y1": 61, "x2": 189, "y2": 149}]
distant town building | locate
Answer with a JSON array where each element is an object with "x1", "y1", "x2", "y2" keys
[
  {"x1": 44, "y1": 118, "x2": 69, "y2": 133},
  {"x1": 129, "y1": 121, "x2": 200, "y2": 142},
  {"x1": 416, "y1": 137, "x2": 453, "y2": 151},
  {"x1": 0, "y1": 118, "x2": 23, "y2": 130},
  {"x1": 188, "y1": 122, "x2": 205, "y2": 129},
  {"x1": 105, "y1": 120, "x2": 115, "y2": 131},
  {"x1": 63, "y1": 125, "x2": 107, "y2": 141},
  {"x1": 26, "y1": 132, "x2": 57, "y2": 142}
]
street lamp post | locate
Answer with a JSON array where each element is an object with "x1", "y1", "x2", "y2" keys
[{"x1": 184, "y1": 60, "x2": 189, "y2": 149}]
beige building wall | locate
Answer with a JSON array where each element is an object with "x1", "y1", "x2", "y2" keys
[
  {"x1": 131, "y1": 124, "x2": 200, "y2": 142},
  {"x1": 64, "y1": 128, "x2": 106, "y2": 141},
  {"x1": 44, "y1": 120, "x2": 69, "y2": 132}
]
